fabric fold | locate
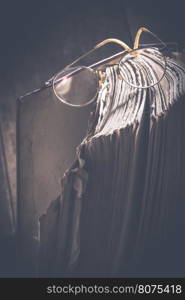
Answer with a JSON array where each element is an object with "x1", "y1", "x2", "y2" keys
[{"x1": 39, "y1": 50, "x2": 185, "y2": 276}]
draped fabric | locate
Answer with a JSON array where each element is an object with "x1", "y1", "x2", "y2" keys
[{"x1": 39, "y1": 49, "x2": 185, "y2": 276}]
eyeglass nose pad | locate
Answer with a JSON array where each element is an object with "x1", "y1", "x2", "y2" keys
[{"x1": 96, "y1": 70, "x2": 106, "y2": 87}]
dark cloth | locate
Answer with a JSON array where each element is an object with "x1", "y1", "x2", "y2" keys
[{"x1": 39, "y1": 49, "x2": 185, "y2": 276}]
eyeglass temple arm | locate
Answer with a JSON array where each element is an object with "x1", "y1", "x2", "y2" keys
[
  {"x1": 63, "y1": 38, "x2": 133, "y2": 71},
  {"x1": 133, "y1": 27, "x2": 167, "y2": 50},
  {"x1": 54, "y1": 29, "x2": 165, "y2": 77},
  {"x1": 95, "y1": 38, "x2": 132, "y2": 52},
  {"x1": 133, "y1": 27, "x2": 150, "y2": 49}
]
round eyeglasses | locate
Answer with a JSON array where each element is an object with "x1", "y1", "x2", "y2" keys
[{"x1": 18, "y1": 27, "x2": 168, "y2": 106}]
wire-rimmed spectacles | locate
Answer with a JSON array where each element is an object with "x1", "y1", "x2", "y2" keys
[{"x1": 18, "y1": 27, "x2": 168, "y2": 107}]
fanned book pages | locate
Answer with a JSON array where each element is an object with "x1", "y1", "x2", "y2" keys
[{"x1": 39, "y1": 48, "x2": 185, "y2": 277}]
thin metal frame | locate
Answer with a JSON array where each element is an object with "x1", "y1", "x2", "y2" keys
[{"x1": 17, "y1": 27, "x2": 169, "y2": 104}]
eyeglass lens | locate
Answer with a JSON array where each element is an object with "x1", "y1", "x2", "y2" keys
[
  {"x1": 118, "y1": 48, "x2": 166, "y2": 88},
  {"x1": 53, "y1": 67, "x2": 99, "y2": 107}
]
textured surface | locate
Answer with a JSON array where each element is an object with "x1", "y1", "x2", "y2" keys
[{"x1": 39, "y1": 50, "x2": 185, "y2": 276}]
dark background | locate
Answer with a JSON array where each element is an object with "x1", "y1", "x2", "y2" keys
[{"x1": 0, "y1": 0, "x2": 185, "y2": 276}]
